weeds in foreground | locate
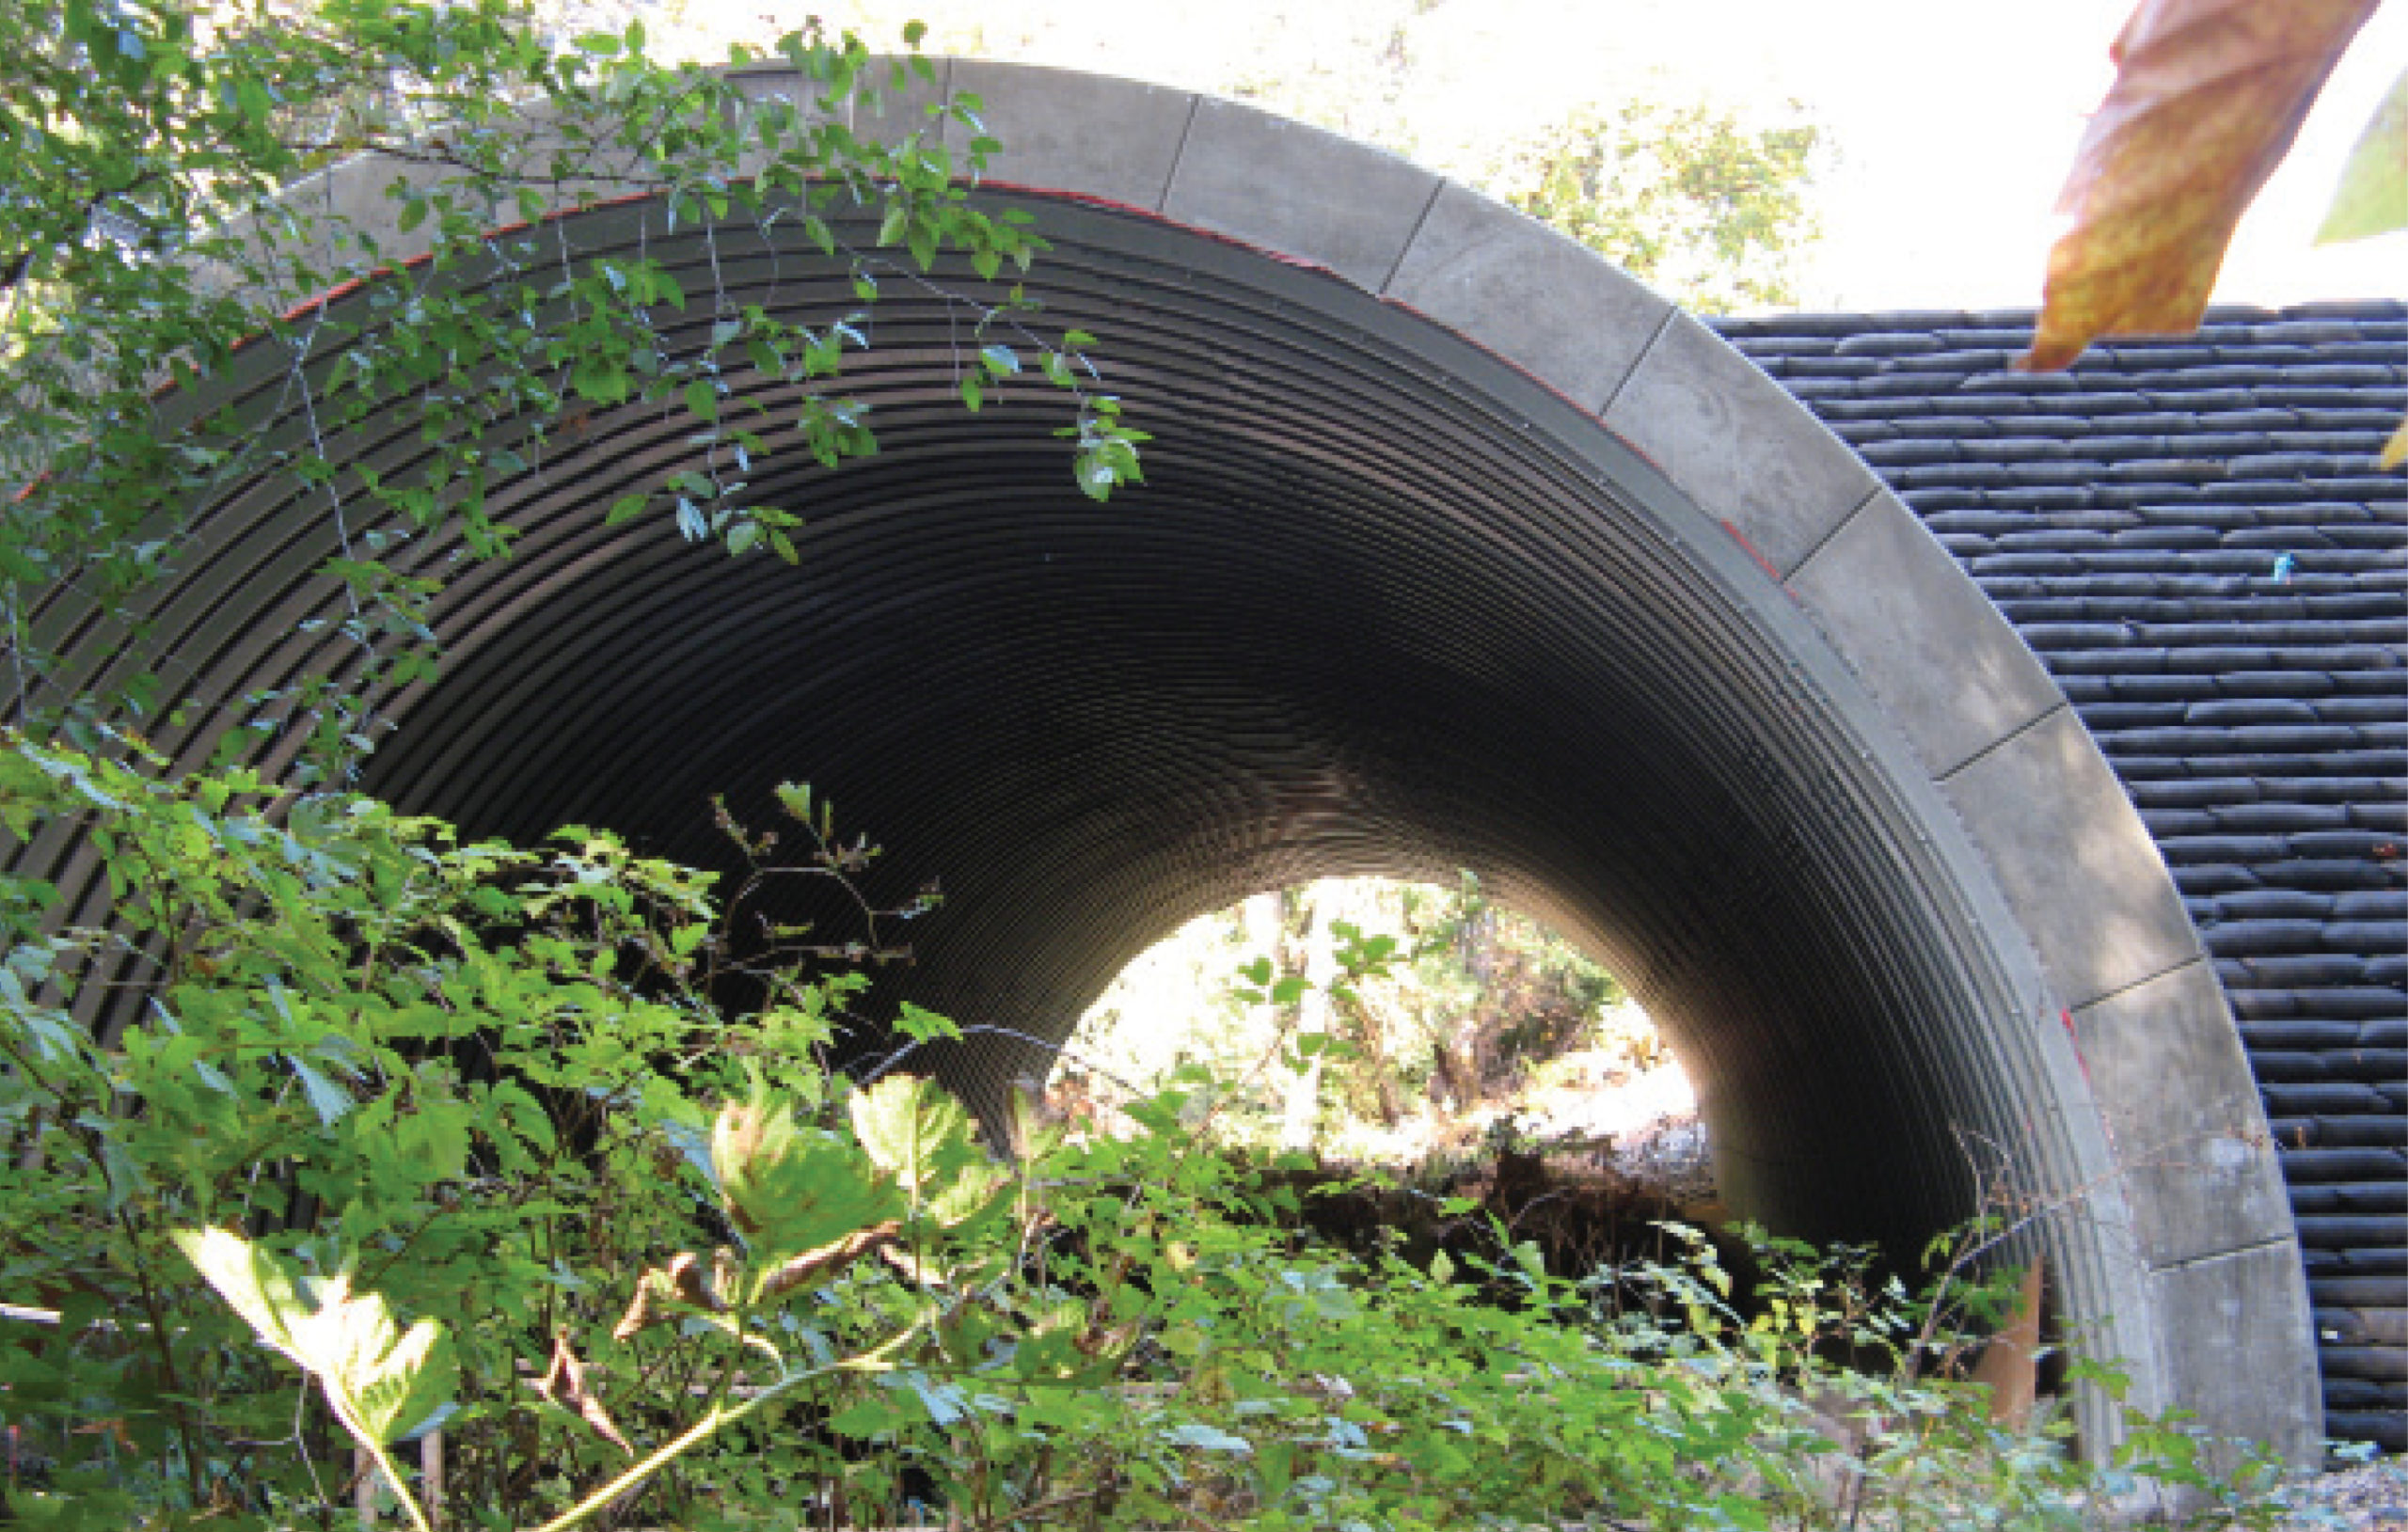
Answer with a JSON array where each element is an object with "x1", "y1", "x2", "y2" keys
[{"x1": 0, "y1": 737, "x2": 2298, "y2": 1529}]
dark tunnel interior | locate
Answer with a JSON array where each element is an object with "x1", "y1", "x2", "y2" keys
[
  {"x1": 332, "y1": 195, "x2": 2063, "y2": 1256},
  {"x1": 32, "y1": 192, "x2": 2087, "y2": 1264}
]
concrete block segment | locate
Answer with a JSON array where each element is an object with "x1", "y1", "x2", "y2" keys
[
  {"x1": 725, "y1": 61, "x2": 958, "y2": 187},
  {"x1": 1789, "y1": 488, "x2": 2063, "y2": 781},
  {"x1": 1941, "y1": 706, "x2": 2210, "y2": 1009},
  {"x1": 2151, "y1": 1240, "x2": 2323, "y2": 1472},
  {"x1": 1381, "y1": 182, "x2": 1671, "y2": 413},
  {"x1": 1603, "y1": 311, "x2": 1882, "y2": 578},
  {"x1": 948, "y1": 61, "x2": 1194, "y2": 212},
  {"x1": 1162, "y1": 97, "x2": 1441, "y2": 292},
  {"x1": 729, "y1": 58, "x2": 955, "y2": 142},
  {"x1": 2071, "y1": 960, "x2": 2296, "y2": 1271}
]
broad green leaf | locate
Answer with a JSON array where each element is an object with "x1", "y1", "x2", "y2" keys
[
  {"x1": 926, "y1": 1159, "x2": 1011, "y2": 1231},
  {"x1": 1165, "y1": 1421, "x2": 1253, "y2": 1454},
  {"x1": 849, "y1": 1073, "x2": 971, "y2": 1194},
  {"x1": 895, "y1": 1002, "x2": 962, "y2": 1043},
  {"x1": 172, "y1": 1226, "x2": 304, "y2": 1359},
  {"x1": 285, "y1": 1052, "x2": 352, "y2": 1127},
  {"x1": 2317, "y1": 67, "x2": 2408, "y2": 244},
  {"x1": 712, "y1": 1079, "x2": 900, "y2": 1253},
  {"x1": 906, "y1": 1372, "x2": 968, "y2": 1426},
  {"x1": 173, "y1": 1230, "x2": 457, "y2": 1445},
  {"x1": 830, "y1": 1397, "x2": 908, "y2": 1439},
  {"x1": 287, "y1": 1277, "x2": 457, "y2": 1442}
]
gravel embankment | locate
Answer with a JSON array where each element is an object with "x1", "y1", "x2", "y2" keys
[{"x1": 2255, "y1": 1459, "x2": 2407, "y2": 1530}]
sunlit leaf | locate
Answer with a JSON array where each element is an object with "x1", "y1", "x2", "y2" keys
[
  {"x1": 849, "y1": 1072, "x2": 971, "y2": 1194},
  {"x1": 927, "y1": 1159, "x2": 1012, "y2": 1232},
  {"x1": 172, "y1": 1226, "x2": 304, "y2": 1360},
  {"x1": 2023, "y1": 0, "x2": 2381, "y2": 371},
  {"x1": 894, "y1": 1002, "x2": 961, "y2": 1044},
  {"x1": 2316, "y1": 67, "x2": 2408, "y2": 244},
  {"x1": 173, "y1": 1229, "x2": 457, "y2": 1445},
  {"x1": 307, "y1": 1293, "x2": 455, "y2": 1444},
  {"x1": 712, "y1": 1077, "x2": 900, "y2": 1252}
]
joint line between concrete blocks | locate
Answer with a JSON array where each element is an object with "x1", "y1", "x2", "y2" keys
[
  {"x1": 932, "y1": 57, "x2": 958, "y2": 158},
  {"x1": 2067, "y1": 953, "x2": 2209, "y2": 1019},
  {"x1": 1155, "y1": 95, "x2": 1204, "y2": 213},
  {"x1": 2149, "y1": 1232, "x2": 2294, "y2": 1275},
  {"x1": 1935, "y1": 700, "x2": 2067, "y2": 786},
  {"x1": 1597, "y1": 306, "x2": 1678, "y2": 419},
  {"x1": 1377, "y1": 179, "x2": 1448, "y2": 295},
  {"x1": 1782, "y1": 482, "x2": 1881, "y2": 584}
]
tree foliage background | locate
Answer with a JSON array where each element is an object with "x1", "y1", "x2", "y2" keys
[{"x1": 629, "y1": 0, "x2": 1832, "y2": 316}]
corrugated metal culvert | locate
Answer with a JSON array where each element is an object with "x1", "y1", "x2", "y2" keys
[{"x1": 24, "y1": 61, "x2": 2394, "y2": 1461}]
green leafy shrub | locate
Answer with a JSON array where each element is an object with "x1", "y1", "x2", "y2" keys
[{"x1": 0, "y1": 736, "x2": 2296, "y2": 1531}]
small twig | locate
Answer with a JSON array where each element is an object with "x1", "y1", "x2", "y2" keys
[{"x1": 529, "y1": 1320, "x2": 925, "y2": 1532}]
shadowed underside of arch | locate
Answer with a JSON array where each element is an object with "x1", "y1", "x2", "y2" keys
[{"x1": 20, "y1": 61, "x2": 2320, "y2": 1462}]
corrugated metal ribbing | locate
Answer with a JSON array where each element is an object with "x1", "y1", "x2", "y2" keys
[{"x1": 22, "y1": 193, "x2": 2095, "y2": 1396}]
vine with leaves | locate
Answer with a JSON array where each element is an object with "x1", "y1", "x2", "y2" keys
[{"x1": 2, "y1": 0, "x2": 1144, "y2": 785}]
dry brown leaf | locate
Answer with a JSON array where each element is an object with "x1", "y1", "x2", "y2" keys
[
  {"x1": 2022, "y1": 0, "x2": 2381, "y2": 371},
  {"x1": 752, "y1": 1219, "x2": 901, "y2": 1303},
  {"x1": 610, "y1": 1249, "x2": 726, "y2": 1341},
  {"x1": 530, "y1": 1328, "x2": 635, "y2": 1458}
]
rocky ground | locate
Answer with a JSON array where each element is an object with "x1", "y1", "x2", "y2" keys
[{"x1": 2255, "y1": 1457, "x2": 2408, "y2": 1530}]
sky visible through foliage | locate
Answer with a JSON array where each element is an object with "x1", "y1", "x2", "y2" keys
[{"x1": 669, "y1": 0, "x2": 2405, "y2": 313}]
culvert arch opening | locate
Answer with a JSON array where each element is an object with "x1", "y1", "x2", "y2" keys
[
  {"x1": 12, "y1": 61, "x2": 2320, "y2": 1462},
  {"x1": 1054, "y1": 877, "x2": 1694, "y2": 1170}
]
